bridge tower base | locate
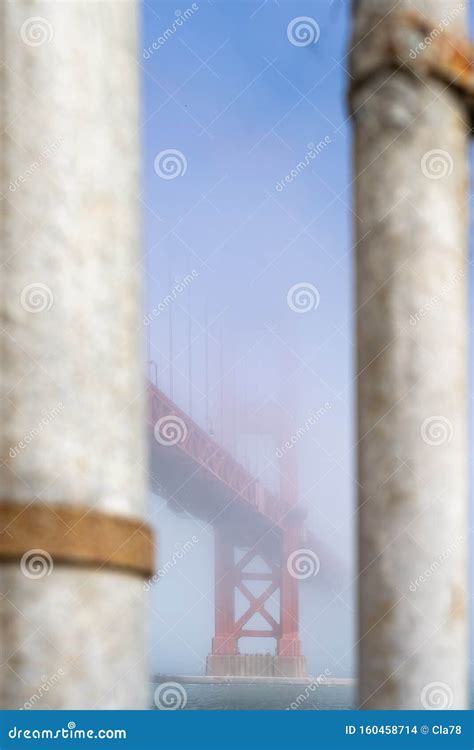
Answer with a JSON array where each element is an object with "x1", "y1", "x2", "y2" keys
[
  {"x1": 206, "y1": 653, "x2": 307, "y2": 678},
  {"x1": 207, "y1": 523, "x2": 307, "y2": 679}
]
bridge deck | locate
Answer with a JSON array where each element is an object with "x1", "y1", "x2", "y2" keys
[{"x1": 148, "y1": 383, "x2": 297, "y2": 548}]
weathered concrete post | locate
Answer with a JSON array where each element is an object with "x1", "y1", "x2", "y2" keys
[
  {"x1": 350, "y1": 1, "x2": 469, "y2": 708},
  {"x1": 0, "y1": 1, "x2": 152, "y2": 708}
]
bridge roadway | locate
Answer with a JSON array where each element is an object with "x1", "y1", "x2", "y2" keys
[{"x1": 148, "y1": 382, "x2": 304, "y2": 556}]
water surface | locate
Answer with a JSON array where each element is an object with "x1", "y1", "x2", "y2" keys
[{"x1": 152, "y1": 683, "x2": 354, "y2": 710}]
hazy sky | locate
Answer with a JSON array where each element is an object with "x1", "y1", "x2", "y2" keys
[{"x1": 141, "y1": 0, "x2": 473, "y2": 680}]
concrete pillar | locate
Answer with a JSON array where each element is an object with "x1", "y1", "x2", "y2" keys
[
  {"x1": 0, "y1": 1, "x2": 148, "y2": 708},
  {"x1": 350, "y1": 1, "x2": 469, "y2": 708}
]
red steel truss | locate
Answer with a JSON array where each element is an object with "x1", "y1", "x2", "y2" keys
[
  {"x1": 148, "y1": 382, "x2": 291, "y2": 532},
  {"x1": 148, "y1": 381, "x2": 307, "y2": 659},
  {"x1": 212, "y1": 522, "x2": 302, "y2": 657}
]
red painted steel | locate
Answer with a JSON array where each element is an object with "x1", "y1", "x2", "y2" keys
[
  {"x1": 148, "y1": 381, "x2": 308, "y2": 656},
  {"x1": 148, "y1": 382, "x2": 291, "y2": 530},
  {"x1": 278, "y1": 519, "x2": 302, "y2": 657},
  {"x1": 210, "y1": 523, "x2": 304, "y2": 655},
  {"x1": 212, "y1": 530, "x2": 281, "y2": 652}
]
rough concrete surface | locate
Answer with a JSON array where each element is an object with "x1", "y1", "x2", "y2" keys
[
  {"x1": 0, "y1": 1, "x2": 148, "y2": 708},
  {"x1": 352, "y1": 0, "x2": 468, "y2": 710}
]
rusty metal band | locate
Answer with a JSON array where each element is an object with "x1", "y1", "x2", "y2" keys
[
  {"x1": 0, "y1": 501, "x2": 155, "y2": 578},
  {"x1": 349, "y1": 11, "x2": 474, "y2": 118}
]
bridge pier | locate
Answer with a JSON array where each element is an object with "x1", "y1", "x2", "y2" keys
[{"x1": 207, "y1": 525, "x2": 306, "y2": 679}]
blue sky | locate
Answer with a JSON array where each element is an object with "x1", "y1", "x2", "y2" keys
[{"x1": 141, "y1": 0, "x2": 472, "y2": 680}]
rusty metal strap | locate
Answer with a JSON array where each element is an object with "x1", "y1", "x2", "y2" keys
[
  {"x1": 0, "y1": 501, "x2": 155, "y2": 578},
  {"x1": 349, "y1": 11, "x2": 474, "y2": 113}
]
